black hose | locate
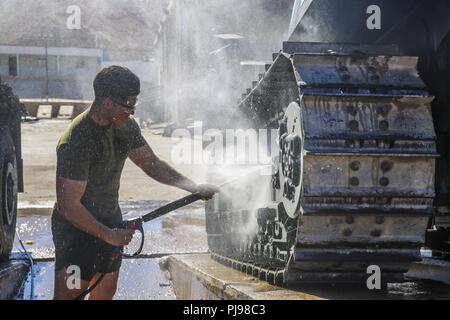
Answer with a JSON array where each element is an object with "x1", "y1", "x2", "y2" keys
[
  {"x1": 16, "y1": 231, "x2": 35, "y2": 300},
  {"x1": 74, "y1": 274, "x2": 106, "y2": 300},
  {"x1": 141, "y1": 193, "x2": 202, "y2": 223}
]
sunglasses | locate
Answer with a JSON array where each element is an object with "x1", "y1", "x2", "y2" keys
[{"x1": 109, "y1": 97, "x2": 137, "y2": 114}]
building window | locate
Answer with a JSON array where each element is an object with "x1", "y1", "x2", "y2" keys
[{"x1": 9, "y1": 56, "x2": 18, "y2": 77}]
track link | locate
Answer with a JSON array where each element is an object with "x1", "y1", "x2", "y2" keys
[{"x1": 206, "y1": 43, "x2": 437, "y2": 284}]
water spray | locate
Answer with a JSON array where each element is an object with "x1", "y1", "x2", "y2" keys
[{"x1": 121, "y1": 164, "x2": 271, "y2": 257}]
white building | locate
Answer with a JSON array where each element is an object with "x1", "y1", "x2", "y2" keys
[
  {"x1": 0, "y1": 44, "x2": 102, "y2": 99},
  {"x1": 0, "y1": 0, "x2": 162, "y2": 102}
]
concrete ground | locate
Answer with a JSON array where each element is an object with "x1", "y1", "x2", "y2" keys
[{"x1": 14, "y1": 201, "x2": 208, "y2": 300}]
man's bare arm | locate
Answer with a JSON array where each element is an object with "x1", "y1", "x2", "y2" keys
[
  {"x1": 56, "y1": 176, "x2": 134, "y2": 247},
  {"x1": 128, "y1": 144, "x2": 199, "y2": 193}
]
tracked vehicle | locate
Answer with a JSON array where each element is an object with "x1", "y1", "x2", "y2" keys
[{"x1": 206, "y1": 0, "x2": 450, "y2": 284}]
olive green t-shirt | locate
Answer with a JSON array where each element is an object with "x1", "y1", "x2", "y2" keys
[{"x1": 56, "y1": 109, "x2": 146, "y2": 227}]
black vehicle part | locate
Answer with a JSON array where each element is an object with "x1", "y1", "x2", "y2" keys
[
  {"x1": 0, "y1": 126, "x2": 18, "y2": 259},
  {"x1": 207, "y1": 44, "x2": 436, "y2": 284}
]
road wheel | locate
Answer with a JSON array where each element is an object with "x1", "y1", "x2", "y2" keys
[{"x1": 0, "y1": 126, "x2": 18, "y2": 260}]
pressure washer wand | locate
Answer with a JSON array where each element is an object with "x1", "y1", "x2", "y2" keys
[
  {"x1": 142, "y1": 192, "x2": 203, "y2": 223},
  {"x1": 121, "y1": 192, "x2": 205, "y2": 257},
  {"x1": 123, "y1": 166, "x2": 271, "y2": 256}
]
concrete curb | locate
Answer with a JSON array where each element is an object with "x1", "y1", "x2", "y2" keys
[
  {"x1": 164, "y1": 254, "x2": 323, "y2": 300},
  {"x1": 18, "y1": 203, "x2": 54, "y2": 216},
  {"x1": 406, "y1": 258, "x2": 450, "y2": 285}
]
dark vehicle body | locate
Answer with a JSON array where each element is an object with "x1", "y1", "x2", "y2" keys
[
  {"x1": 206, "y1": 0, "x2": 450, "y2": 285},
  {"x1": 0, "y1": 80, "x2": 23, "y2": 259},
  {"x1": 288, "y1": 0, "x2": 450, "y2": 256}
]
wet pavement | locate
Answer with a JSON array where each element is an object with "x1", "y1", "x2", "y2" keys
[
  {"x1": 167, "y1": 254, "x2": 450, "y2": 300},
  {"x1": 12, "y1": 200, "x2": 450, "y2": 300},
  {"x1": 16, "y1": 200, "x2": 208, "y2": 259},
  {"x1": 14, "y1": 200, "x2": 208, "y2": 300},
  {"x1": 18, "y1": 260, "x2": 175, "y2": 300}
]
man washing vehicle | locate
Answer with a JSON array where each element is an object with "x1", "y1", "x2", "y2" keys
[{"x1": 52, "y1": 66, "x2": 218, "y2": 300}]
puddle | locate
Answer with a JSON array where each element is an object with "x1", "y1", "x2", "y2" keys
[
  {"x1": 14, "y1": 200, "x2": 208, "y2": 260},
  {"x1": 12, "y1": 200, "x2": 208, "y2": 300},
  {"x1": 19, "y1": 259, "x2": 175, "y2": 300}
]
